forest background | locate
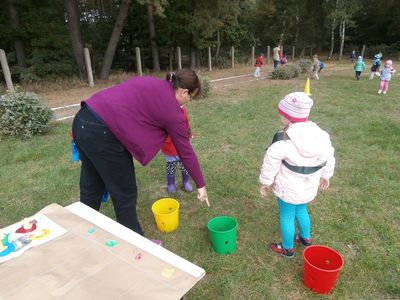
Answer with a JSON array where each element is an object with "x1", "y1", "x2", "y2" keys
[{"x1": 1, "y1": 0, "x2": 400, "y2": 85}]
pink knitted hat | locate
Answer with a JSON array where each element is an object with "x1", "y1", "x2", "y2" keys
[{"x1": 278, "y1": 92, "x2": 313, "y2": 122}]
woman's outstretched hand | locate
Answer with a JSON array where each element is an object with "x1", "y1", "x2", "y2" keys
[{"x1": 197, "y1": 186, "x2": 210, "y2": 207}]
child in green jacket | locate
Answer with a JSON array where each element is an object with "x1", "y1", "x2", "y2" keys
[{"x1": 354, "y1": 56, "x2": 366, "y2": 80}]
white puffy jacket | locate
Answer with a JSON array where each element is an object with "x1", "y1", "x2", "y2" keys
[{"x1": 259, "y1": 121, "x2": 335, "y2": 204}]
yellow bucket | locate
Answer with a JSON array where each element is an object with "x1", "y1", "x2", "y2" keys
[{"x1": 151, "y1": 198, "x2": 180, "y2": 232}]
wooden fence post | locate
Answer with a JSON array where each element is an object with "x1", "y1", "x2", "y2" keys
[
  {"x1": 361, "y1": 44, "x2": 366, "y2": 58},
  {"x1": 208, "y1": 47, "x2": 212, "y2": 72},
  {"x1": 267, "y1": 46, "x2": 270, "y2": 65},
  {"x1": 84, "y1": 48, "x2": 94, "y2": 87},
  {"x1": 0, "y1": 49, "x2": 14, "y2": 92},
  {"x1": 135, "y1": 47, "x2": 142, "y2": 76},
  {"x1": 292, "y1": 46, "x2": 295, "y2": 61},
  {"x1": 231, "y1": 46, "x2": 235, "y2": 68},
  {"x1": 177, "y1": 47, "x2": 182, "y2": 70},
  {"x1": 251, "y1": 46, "x2": 255, "y2": 67}
]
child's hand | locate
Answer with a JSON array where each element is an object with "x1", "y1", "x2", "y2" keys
[
  {"x1": 319, "y1": 178, "x2": 330, "y2": 190},
  {"x1": 259, "y1": 184, "x2": 271, "y2": 198}
]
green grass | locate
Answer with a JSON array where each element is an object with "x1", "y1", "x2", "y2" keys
[{"x1": 1, "y1": 71, "x2": 399, "y2": 299}]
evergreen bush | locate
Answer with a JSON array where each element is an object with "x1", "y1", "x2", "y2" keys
[
  {"x1": 295, "y1": 59, "x2": 313, "y2": 73},
  {"x1": 0, "y1": 91, "x2": 53, "y2": 139},
  {"x1": 199, "y1": 76, "x2": 212, "y2": 98},
  {"x1": 271, "y1": 64, "x2": 301, "y2": 80}
]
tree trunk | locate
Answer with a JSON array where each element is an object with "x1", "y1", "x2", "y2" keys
[
  {"x1": 339, "y1": 19, "x2": 345, "y2": 60},
  {"x1": 190, "y1": 48, "x2": 196, "y2": 69},
  {"x1": 328, "y1": 0, "x2": 339, "y2": 60},
  {"x1": 146, "y1": 0, "x2": 160, "y2": 71},
  {"x1": 7, "y1": 0, "x2": 27, "y2": 67},
  {"x1": 329, "y1": 20, "x2": 335, "y2": 59},
  {"x1": 190, "y1": 34, "x2": 196, "y2": 69},
  {"x1": 169, "y1": 46, "x2": 174, "y2": 71},
  {"x1": 215, "y1": 30, "x2": 220, "y2": 61},
  {"x1": 100, "y1": 0, "x2": 131, "y2": 80},
  {"x1": 294, "y1": 15, "x2": 300, "y2": 45},
  {"x1": 279, "y1": 10, "x2": 287, "y2": 45},
  {"x1": 65, "y1": 0, "x2": 87, "y2": 81}
]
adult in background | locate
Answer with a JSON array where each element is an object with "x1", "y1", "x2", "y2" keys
[
  {"x1": 272, "y1": 45, "x2": 281, "y2": 69},
  {"x1": 72, "y1": 69, "x2": 209, "y2": 235},
  {"x1": 311, "y1": 55, "x2": 321, "y2": 80}
]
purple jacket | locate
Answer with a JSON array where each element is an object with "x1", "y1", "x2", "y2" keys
[{"x1": 85, "y1": 76, "x2": 205, "y2": 188}]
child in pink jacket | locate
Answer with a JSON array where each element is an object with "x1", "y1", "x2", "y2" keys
[{"x1": 259, "y1": 92, "x2": 336, "y2": 257}]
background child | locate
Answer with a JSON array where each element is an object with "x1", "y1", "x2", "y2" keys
[
  {"x1": 354, "y1": 56, "x2": 366, "y2": 80},
  {"x1": 280, "y1": 55, "x2": 288, "y2": 67},
  {"x1": 259, "y1": 92, "x2": 336, "y2": 257},
  {"x1": 369, "y1": 52, "x2": 382, "y2": 79},
  {"x1": 161, "y1": 105, "x2": 193, "y2": 193},
  {"x1": 311, "y1": 55, "x2": 320, "y2": 79},
  {"x1": 254, "y1": 53, "x2": 264, "y2": 78},
  {"x1": 350, "y1": 50, "x2": 356, "y2": 63},
  {"x1": 318, "y1": 61, "x2": 326, "y2": 74},
  {"x1": 378, "y1": 60, "x2": 396, "y2": 94}
]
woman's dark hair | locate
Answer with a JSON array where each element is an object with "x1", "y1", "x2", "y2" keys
[{"x1": 166, "y1": 68, "x2": 201, "y2": 97}]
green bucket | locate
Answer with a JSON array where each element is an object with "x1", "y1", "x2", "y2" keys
[{"x1": 207, "y1": 216, "x2": 238, "y2": 255}]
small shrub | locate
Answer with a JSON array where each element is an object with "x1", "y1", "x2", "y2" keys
[
  {"x1": 0, "y1": 91, "x2": 53, "y2": 139},
  {"x1": 295, "y1": 59, "x2": 312, "y2": 73},
  {"x1": 271, "y1": 64, "x2": 301, "y2": 80},
  {"x1": 215, "y1": 56, "x2": 231, "y2": 68},
  {"x1": 199, "y1": 76, "x2": 212, "y2": 98}
]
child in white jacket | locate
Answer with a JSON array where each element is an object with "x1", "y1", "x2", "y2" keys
[{"x1": 259, "y1": 92, "x2": 335, "y2": 257}]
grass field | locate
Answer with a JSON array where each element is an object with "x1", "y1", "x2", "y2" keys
[{"x1": 1, "y1": 65, "x2": 399, "y2": 299}]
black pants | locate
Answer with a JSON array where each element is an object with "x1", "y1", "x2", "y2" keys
[
  {"x1": 72, "y1": 105, "x2": 143, "y2": 235},
  {"x1": 355, "y1": 71, "x2": 361, "y2": 80}
]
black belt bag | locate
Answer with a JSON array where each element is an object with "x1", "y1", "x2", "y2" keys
[{"x1": 282, "y1": 160, "x2": 327, "y2": 175}]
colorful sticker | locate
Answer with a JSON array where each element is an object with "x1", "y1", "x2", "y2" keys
[
  {"x1": 135, "y1": 253, "x2": 143, "y2": 261},
  {"x1": 161, "y1": 267, "x2": 175, "y2": 279},
  {"x1": 15, "y1": 222, "x2": 37, "y2": 234},
  {"x1": 87, "y1": 227, "x2": 96, "y2": 234},
  {"x1": 30, "y1": 229, "x2": 50, "y2": 240},
  {"x1": 0, "y1": 243, "x2": 16, "y2": 257},
  {"x1": 105, "y1": 240, "x2": 118, "y2": 247}
]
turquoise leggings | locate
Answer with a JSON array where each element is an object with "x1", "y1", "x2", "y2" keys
[{"x1": 277, "y1": 198, "x2": 311, "y2": 249}]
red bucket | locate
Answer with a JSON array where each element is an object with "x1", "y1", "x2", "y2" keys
[{"x1": 303, "y1": 245, "x2": 344, "y2": 294}]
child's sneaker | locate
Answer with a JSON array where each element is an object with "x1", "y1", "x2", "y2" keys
[
  {"x1": 383, "y1": 91, "x2": 387, "y2": 95},
  {"x1": 295, "y1": 235, "x2": 312, "y2": 247},
  {"x1": 270, "y1": 243, "x2": 294, "y2": 258},
  {"x1": 378, "y1": 90, "x2": 382, "y2": 94}
]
